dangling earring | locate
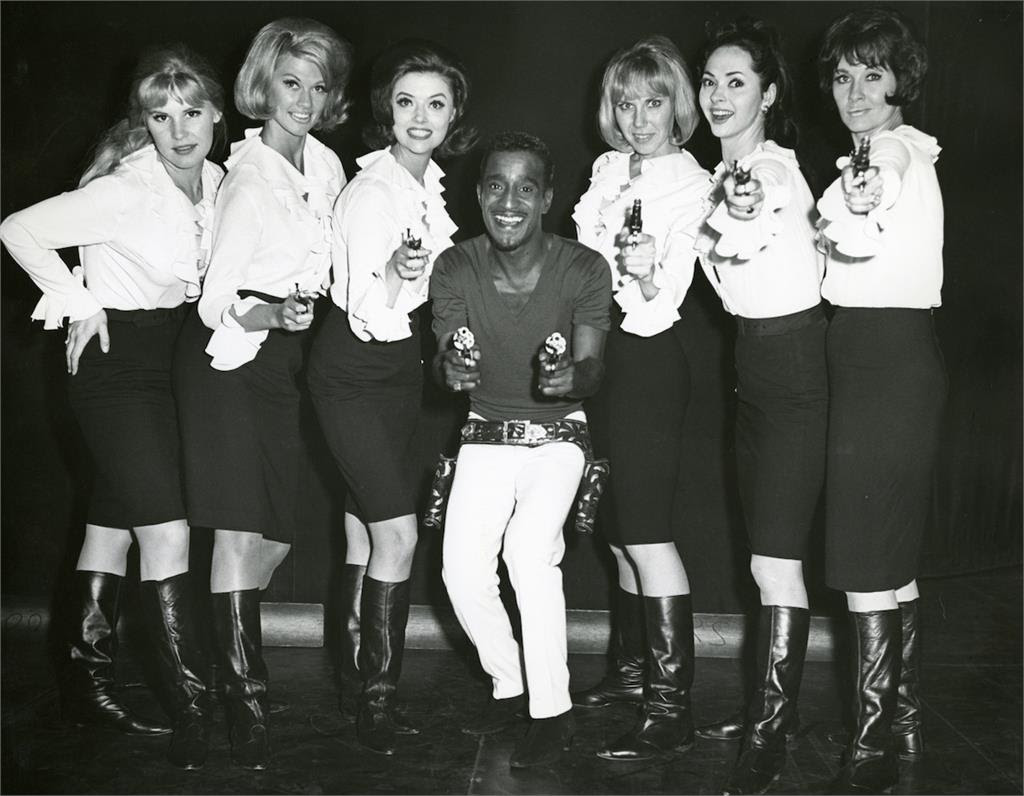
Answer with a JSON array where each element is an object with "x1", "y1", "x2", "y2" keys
[{"x1": 761, "y1": 104, "x2": 769, "y2": 114}]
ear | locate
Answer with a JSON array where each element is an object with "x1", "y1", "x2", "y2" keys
[
  {"x1": 476, "y1": 181, "x2": 484, "y2": 207},
  {"x1": 763, "y1": 82, "x2": 778, "y2": 110},
  {"x1": 542, "y1": 186, "x2": 554, "y2": 214}
]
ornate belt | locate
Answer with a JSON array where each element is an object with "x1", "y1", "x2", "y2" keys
[{"x1": 459, "y1": 418, "x2": 594, "y2": 456}]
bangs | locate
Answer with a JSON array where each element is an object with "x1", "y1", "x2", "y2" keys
[
  {"x1": 288, "y1": 47, "x2": 331, "y2": 87},
  {"x1": 139, "y1": 71, "x2": 208, "y2": 111},
  {"x1": 838, "y1": 38, "x2": 890, "y2": 71},
  {"x1": 611, "y1": 57, "x2": 673, "y2": 102}
]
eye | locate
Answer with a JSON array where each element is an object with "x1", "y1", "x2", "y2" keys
[
  {"x1": 648, "y1": 98, "x2": 662, "y2": 108},
  {"x1": 313, "y1": 85, "x2": 327, "y2": 94},
  {"x1": 396, "y1": 97, "x2": 412, "y2": 107},
  {"x1": 700, "y1": 77, "x2": 714, "y2": 88},
  {"x1": 520, "y1": 185, "x2": 533, "y2": 193},
  {"x1": 186, "y1": 109, "x2": 203, "y2": 118},
  {"x1": 728, "y1": 78, "x2": 744, "y2": 88},
  {"x1": 429, "y1": 99, "x2": 447, "y2": 110},
  {"x1": 150, "y1": 113, "x2": 168, "y2": 123},
  {"x1": 833, "y1": 73, "x2": 849, "y2": 84},
  {"x1": 616, "y1": 101, "x2": 633, "y2": 111},
  {"x1": 283, "y1": 78, "x2": 299, "y2": 89},
  {"x1": 488, "y1": 182, "x2": 502, "y2": 191},
  {"x1": 865, "y1": 71, "x2": 882, "y2": 81}
]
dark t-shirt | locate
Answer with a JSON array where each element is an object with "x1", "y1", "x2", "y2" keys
[{"x1": 430, "y1": 233, "x2": 611, "y2": 422}]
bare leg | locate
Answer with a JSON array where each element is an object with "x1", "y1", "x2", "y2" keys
[
  {"x1": 134, "y1": 519, "x2": 190, "y2": 582},
  {"x1": 76, "y1": 524, "x2": 133, "y2": 576}
]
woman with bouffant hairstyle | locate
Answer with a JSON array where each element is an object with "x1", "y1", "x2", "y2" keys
[
  {"x1": 308, "y1": 38, "x2": 474, "y2": 755},
  {"x1": 234, "y1": 17, "x2": 352, "y2": 131},
  {"x1": 571, "y1": 35, "x2": 710, "y2": 763},
  {"x1": 174, "y1": 16, "x2": 351, "y2": 770},
  {"x1": 815, "y1": 8, "x2": 942, "y2": 793},
  {"x1": 0, "y1": 44, "x2": 226, "y2": 770}
]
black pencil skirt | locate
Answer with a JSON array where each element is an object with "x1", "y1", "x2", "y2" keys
[
  {"x1": 825, "y1": 307, "x2": 947, "y2": 592},
  {"x1": 734, "y1": 305, "x2": 828, "y2": 560},
  {"x1": 67, "y1": 304, "x2": 189, "y2": 528},
  {"x1": 174, "y1": 307, "x2": 306, "y2": 543},
  {"x1": 307, "y1": 306, "x2": 423, "y2": 524},
  {"x1": 588, "y1": 306, "x2": 690, "y2": 546}
]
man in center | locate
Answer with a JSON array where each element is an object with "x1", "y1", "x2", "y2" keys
[{"x1": 430, "y1": 131, "x2": 612, "y2": 768}]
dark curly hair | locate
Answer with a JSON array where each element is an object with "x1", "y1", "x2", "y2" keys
[
  {"x1": 700, "y1": 17, "x2": 798, "y2": 148},
  {"x1": 817, "y1": 7, "x2": 928, "y2": 107},
  {"x1": 363, "y1": 39, "x2": 477, "y2": 158},
  {"x1": 478, "y1": 131, "x2": 555, "y2": 189}
]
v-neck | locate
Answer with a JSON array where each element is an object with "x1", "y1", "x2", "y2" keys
[{"x1": 482, "y1": 237, "x2": 553, "y2": 321}]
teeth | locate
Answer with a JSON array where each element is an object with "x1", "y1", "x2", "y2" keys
[{"x1": 495, "y1": 214, "x2": 522, "y2": 225}]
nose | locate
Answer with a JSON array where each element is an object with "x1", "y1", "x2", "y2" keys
[
  {"x1": 413, "y1": 101, "x2": 427, "y2": 123},
  {"x1": 848, "y1": 77, "x2": 864, "y2": 101},
  {"x1": 497, "y1": 186, "x2": 516, "y2": 210},
  {"x1": 634, "y1": 104, "x2": 647, "y2": 128},
  {"x1": 710, "y1": 84, "x2": 725, "y2": 103},
  {"x1": 170, "y1": 118, "x2": 186, "y2": 140},
  {"x1": 296, "y1": 89, "x2": 312, "y2": 111}
]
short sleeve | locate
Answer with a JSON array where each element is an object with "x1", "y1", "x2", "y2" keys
[
  {"x1": 429, "y1": 248, "x2": 469, "y2": 342},
  {"x1": 572, "y1": 250, "x2": 613, "y2": 332}
]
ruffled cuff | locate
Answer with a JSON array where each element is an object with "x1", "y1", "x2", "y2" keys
[
  {"x1": 30, "y1": 267, "x2": 104, "y2": 329},
  {"x1": 817, "y1": 159, "x2": 903, "y2": 258},
  {"x1": 204, "y1": 297, "x2": 269, "y2": 371},
  {"x1": 349, "y1": 276, "x2": 413, "y2": 342},
  {"x1": 614, "y1": 269, "x2": 681, "y2": 337},
  {"x1": 705, "y1": 183, "x2": 791, "y2": 260}
]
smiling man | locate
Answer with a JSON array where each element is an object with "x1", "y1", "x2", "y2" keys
[{"x1": 429, "y1": 131, "x2": 611, "y2": 768}]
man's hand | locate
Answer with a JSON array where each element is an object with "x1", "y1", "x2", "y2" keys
[
  {"x1": 538, "y1": 349, "x2": 574, "y2": 397},
  {"x1": 439, "y1": 347, "x2": 481, "y2": 393}
]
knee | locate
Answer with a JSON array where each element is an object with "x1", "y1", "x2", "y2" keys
[{"x1": 749, "y1": 555, "x2": 802, "y2": 591}]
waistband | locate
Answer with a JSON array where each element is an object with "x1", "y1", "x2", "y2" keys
[
  {"x1": 735, "y1": 303, "x2": 825, "y2": 337},
  {"x1": 238, "y1": 289, "x2": 285, "y2": 304},
  {"x1": 105, "y1": 302, "x2": 189, "y2": 327},
  {"x1": 460, "y1": 418, "x2": 593, "y2": 457}
]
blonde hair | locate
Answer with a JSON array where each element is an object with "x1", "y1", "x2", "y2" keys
[
  {"x1": 234, "y1": 17, "x2": 353, "y2": 131},
  {"x1": 80, "y1": 44, "x2": 226, "y2": 186},
  {"x1": 597, "y1": 36, "x2": 699, "y2": 152}
]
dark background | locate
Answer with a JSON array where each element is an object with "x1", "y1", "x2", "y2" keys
[{"x1": 2, "y1": 2, "x2": 1020, "y2": 616}]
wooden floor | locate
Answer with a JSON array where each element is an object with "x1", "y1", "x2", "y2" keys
[{"x1": 2, "y1": 567, "x2": 1020, "y2": 795}]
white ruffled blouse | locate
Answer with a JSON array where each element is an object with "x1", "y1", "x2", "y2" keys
[
  {"x1": 0, "y1": 145, "x2": 223, "y2": 328},
  {"x1": 695, "y1": 141, "x2": 823, "y2": 319},
  {"x1": 817, "y1": 125, "x2": 943, "y2": 309},
  {"x1": 330, "y1": 148, "x2": 457, "y2": 342},
  {"x1": 572, "y1": 149, "x2": 709, "y2": 337},
  {"x1": 199, "y1": 128, "x2": 346, "y2": 369}
]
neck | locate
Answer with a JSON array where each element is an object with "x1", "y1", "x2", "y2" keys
[
  {"x1": 261, "y1": 124, "x2": 306, "y2": 172},
  {"x1": 721, "y1": 125, "x2": 765, "y2": 165},
  {"x1": 391, "y1": 143, "x2": 430, "y2": 185},
  {"x1": 160, "y1": 160, "x2": 204, "y2": 204},
  {"x1": 489, "y1": 232, "x2": 546, "y2": 276}
]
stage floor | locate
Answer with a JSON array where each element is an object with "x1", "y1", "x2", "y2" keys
[{"x1": 3, "y1": 567, "x2": 1020, "y2": 795}]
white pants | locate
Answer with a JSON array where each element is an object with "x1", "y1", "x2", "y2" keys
[{"x1": 442, "y1": 433, "x2": 584, "y2": 719}]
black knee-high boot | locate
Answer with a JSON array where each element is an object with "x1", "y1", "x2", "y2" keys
[
  {"x1": 572, "y1": 588, "x2": 645, "y2": 708},
  {"x1": 213, "y1": 589, "x2": 269, "y2": 769},
  {"x1": 337, "y1": 563, "x2": 366, "y2": 721},
  {"x1": 597, "y1": 594, "x2": 695, "y2": 761},
  {"x1": 829, "y1": 610, "x2": 901, "y2": 794},
  {"x1": 357, "y1": 577, "x2": 411, "y2": 755},
  {"x1": 140, "y1": 573, "x2": 212, "y2": 769},
  {"x1": 723, "y1": 606, "x2": 810, "y2": 795},
  {"x1": 892, "y1": 600, "x2": 923, "y2": 760},
  {"x1": 63, "y1": 571, "x2": 170, "y2": 735}
]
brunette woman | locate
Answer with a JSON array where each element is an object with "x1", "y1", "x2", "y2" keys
[
  {"x1": 692, "y1": 19, "x2": 828, "y2": 794},
  {"x1": 815, "y1": 8, "x2": 944, "y2": 793},
  {"x1": 174, "y1": 17, "x2": 351, "y2": 769},
  {"x1": 0, "y1": 46, "x2": 226, "y2": 769},
  {"x1": 308, "y1": 39, "x2": 474, "y2": 755},
  {"x1": 571, "y1": 36, "x2": 710, "y2": 762}
]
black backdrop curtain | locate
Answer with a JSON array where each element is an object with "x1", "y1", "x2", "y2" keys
[{"x1": 2, "y1": 2, "x2": 1020, "y2": 614}]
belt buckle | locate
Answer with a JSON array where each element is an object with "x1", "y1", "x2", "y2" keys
[{"x1": 504, "y1": 421, "x2": 527, "y2": 442}]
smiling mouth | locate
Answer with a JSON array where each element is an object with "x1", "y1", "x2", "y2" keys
[
  {"x1": 710, "y1": 110, "x2": 733, "y2": 122},
  {"x1": 492, "y1": 213, "x2": 524, "y2": 228},
  {"x1": 407, "y1": 128, "x2": 433, "y2": 140},
  {"x1": 172, "y1": 144, "x2": 197, "y2": 154},
  {"x1": 290, "y1": 112, "x2": 312, "y2": 124}
]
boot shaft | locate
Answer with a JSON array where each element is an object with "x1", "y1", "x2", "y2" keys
[
  {"x1": 212, "y1": 590, "x2": 268, "y2": 714},
  {"x1": 359, "y1": 577, "x2": 411, "y2": 713},
  {"x1": 849, "y1": 609, "x2": 902, "y2": 763},
  {"x1": 747, "y1": 605, "x2": 810, "y2": 749},
  {"x1": 139, "y1": 573, "x2": 210, "y2": 716},
  {"x1": 893, "y1": 599, "x2": 921, "y2": 730},
  {"x1": 66, "y1": 571, "x2": 123, "y2": 684},
  {"x1": 641, "y1": 594, "x2": 694, "y2": 715},
  {"x1": 338, "y1": 563, "x2": 367, "y2": 682}
]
